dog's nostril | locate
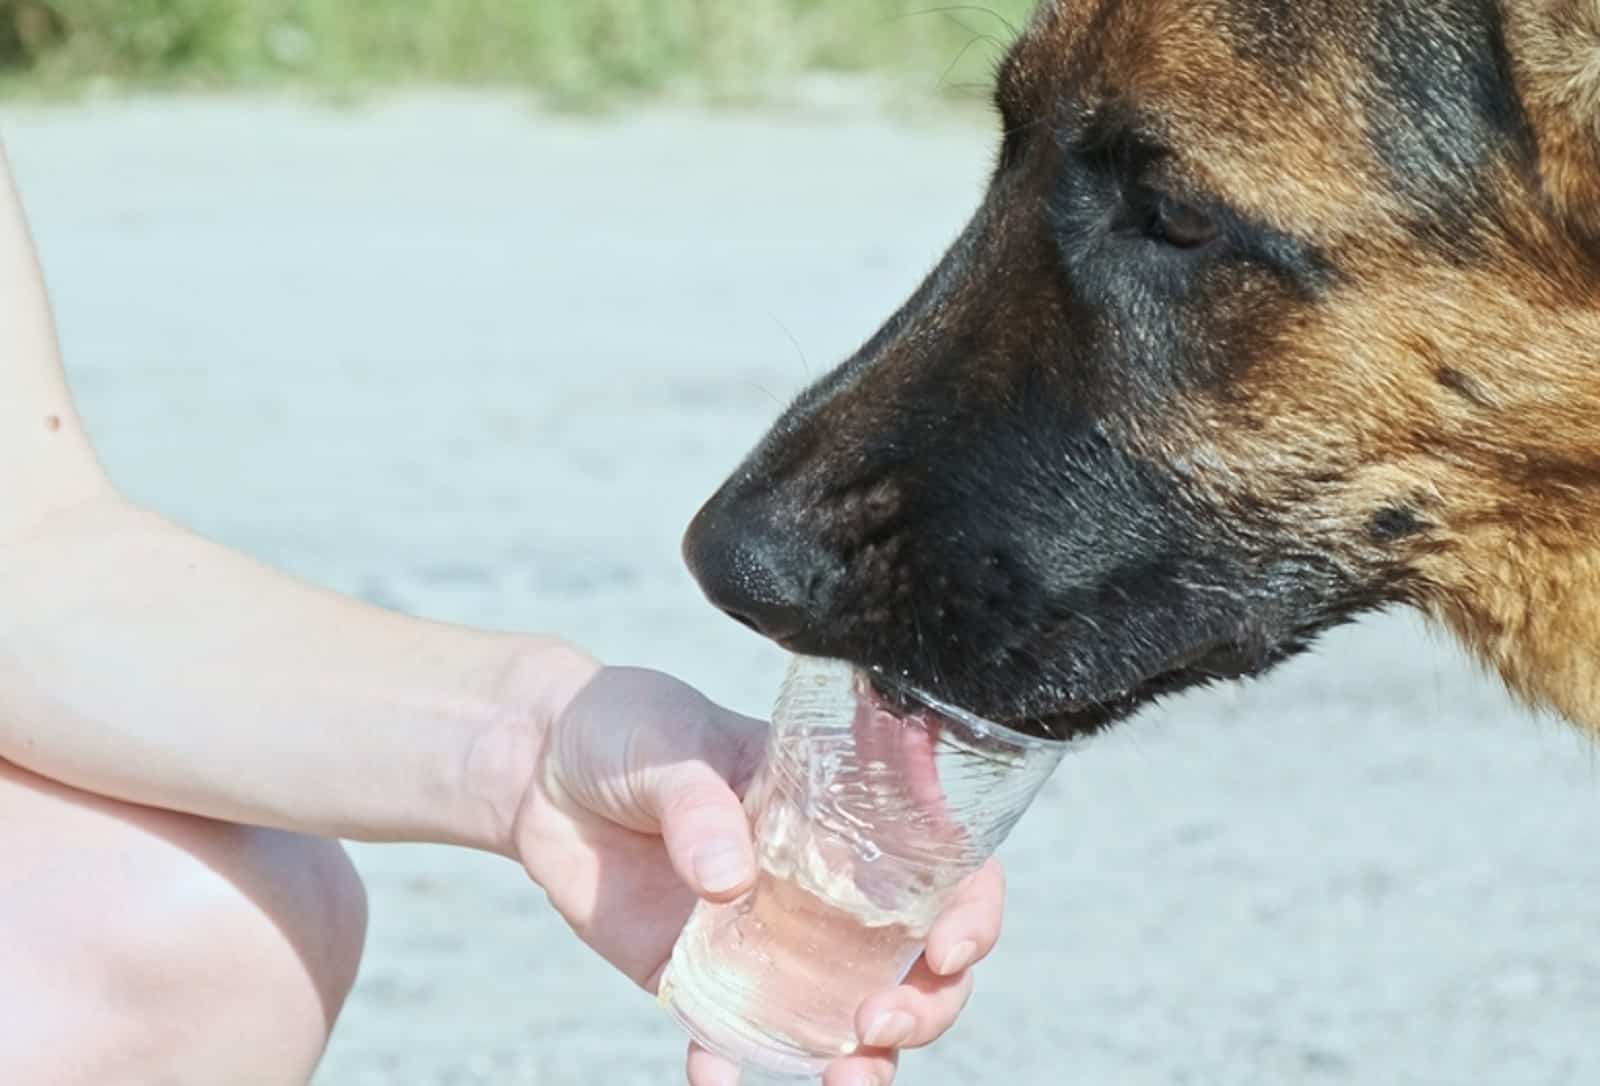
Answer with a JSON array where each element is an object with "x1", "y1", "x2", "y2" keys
[
  {"x1": 723, "y1": 597, "x2": 808, "y2": 643},
  {"x1": 682, "y1": 500, "x2": 825, "y2": 646},
  {"x1": 725, "y1": 609, "x2": 767, "y2": 636},
  {"x1": 695, "y1": 547, "x2": 810, "y2": 643}
]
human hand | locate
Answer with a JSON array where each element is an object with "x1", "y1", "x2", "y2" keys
[{"x1": 515, "y1": 663, "x2": 1007, "y2": 1085}]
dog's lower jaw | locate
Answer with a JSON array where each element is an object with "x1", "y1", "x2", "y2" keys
[{"x1": 1429, "y1": 537, "x2": 1600, "y2": 735}]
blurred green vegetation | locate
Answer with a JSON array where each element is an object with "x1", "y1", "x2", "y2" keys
[{"x1": 0, "y1": 0, "x2": 1037, "y2": 104}]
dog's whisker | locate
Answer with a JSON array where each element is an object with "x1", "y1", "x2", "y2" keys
[
  {"x1": 894, "y1": 4, "x2": 1023, "y2": 40},
  {"x1": 769, "y1": 314, "x2": 814, "y2": 383},
  {"x1": 1000, "y1": 116, "x2": 1050, "y2": 140},
  {"x1": 935, "y1": 32, "x2": 1012, "y2": 94},
  {"x1": 942, "y1": 81, "x2": 1002, "y2": 103},
  {"x1": 910, "y1": 605, "x2": 933, "y2": 691},
  {"x1": 749, "y1": 383, "x2": 787, "y2": 410}
]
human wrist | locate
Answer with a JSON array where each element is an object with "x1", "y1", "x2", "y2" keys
[{"x1": 467, "y1": 636, "x2": 602, "y2": 861}]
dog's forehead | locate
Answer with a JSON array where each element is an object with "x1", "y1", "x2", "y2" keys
[
  {"x1": 1011, "y1": 0, "x2": 1502, "y2": 94},
  {"x1": 1006, "y1": 0, "x2": 1355, "y2": 97},
  {"x1": 1005, "y1": 0, "x2": 1532, "y2": 241}
]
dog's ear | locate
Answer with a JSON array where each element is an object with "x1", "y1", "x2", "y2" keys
[{"x1": 1506, "y1": 1, "x2": 1600, "y2": 237}]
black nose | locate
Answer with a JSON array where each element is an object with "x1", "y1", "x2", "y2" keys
[{"x1": 682, "y1": 495, "x2": 826, "y2": 645}]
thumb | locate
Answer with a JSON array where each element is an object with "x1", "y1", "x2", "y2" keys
[{"x1": 642, "y1": 758, "x2": 758, "y2": 903}]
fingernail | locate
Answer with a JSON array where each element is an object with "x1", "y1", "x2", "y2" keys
[
  {"x1": 692, "y1": 840, "x2": 752, "y2": 895},
  {"x1": 861, "y1": 1010, "x2": 916, "y2": 1049},
  {"x1": 844, "y1": 1072, "x2": 887, "y2": 1086},
  {"x1": 937, "y1": 940, "x2": 978, "y2": 976}
]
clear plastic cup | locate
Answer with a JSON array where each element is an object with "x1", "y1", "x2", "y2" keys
[{"x1": 659, "y1": 656, "x2": 1068, "y2": 1078}]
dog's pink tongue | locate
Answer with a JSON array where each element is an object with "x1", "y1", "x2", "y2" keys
[{"x1": 852, "y1": 691, "x2": 950, "y2": 826}]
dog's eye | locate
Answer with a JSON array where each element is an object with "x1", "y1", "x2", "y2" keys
[
  {"x1": 1144, "y1": 191, "x2": 1219, "y2": 249},
  {"x1": 1109, "y1": 180, "x2": 1222, "y2": 251}
]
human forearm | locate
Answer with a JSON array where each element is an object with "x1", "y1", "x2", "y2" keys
[
  {"x1": 0, "y1": 498, "x2": 600, "y2": 853},
  {"x1": 0, "y1": 144, "x2": 605, "y2": 854}
]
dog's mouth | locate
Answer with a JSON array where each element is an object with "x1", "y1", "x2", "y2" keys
[
  {"x1": 868, "y1": 638, "x2": 1278, "y2": 742},
  {"x1": 1040, "y1": 640, "x2": 1271, "y2": 739}
]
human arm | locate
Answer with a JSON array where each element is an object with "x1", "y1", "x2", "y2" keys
[{"x1": 0, "y1": 142, "x2": 1004, "y2": 1084}]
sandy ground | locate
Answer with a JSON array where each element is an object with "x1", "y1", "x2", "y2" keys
[{"x1": 5, "y1": 94, "x2": 1599, "y2": 1085}]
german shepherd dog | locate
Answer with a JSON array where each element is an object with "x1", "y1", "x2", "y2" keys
[{"x1": 682, "y1": 0, "x2": 1600, "y2": 744}]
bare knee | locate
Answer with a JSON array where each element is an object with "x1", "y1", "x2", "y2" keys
[
  {"x1": 206, "y1": 826, "x2": 370, "y2": 1020},
  {"x1": 0, "y1": 766, "x2": 368, "y2": 1084},
  {"x1": 99, "y1": 826, "x2": 370, "y2": 1082}
]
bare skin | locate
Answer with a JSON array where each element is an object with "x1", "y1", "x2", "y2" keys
[{"x1": 0, "y1": 145, "x2": 1003, "y2": 1086}]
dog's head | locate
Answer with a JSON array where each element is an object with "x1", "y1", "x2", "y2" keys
[{"x1": 684, "y1": 0, "x2": 1600, "y2": 737}]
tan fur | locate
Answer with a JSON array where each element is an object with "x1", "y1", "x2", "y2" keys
[
  {"x1": 1190, "y1": 247, "x2": 1600, "y2": 731},
  {"x1": 1038, "y1": 0, "x2": 1600, "y2": 734},
  {"x1": 1505, "y1": 1, "x2": 1600, "y2": 236},
  {"x1": 1353, "y1": 283, "x2": 1600, "y2": 733}
]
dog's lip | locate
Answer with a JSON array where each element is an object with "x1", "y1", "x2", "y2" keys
[
  {"x1": 1038, "y1": 641, "x2": 1265, "y2": 734},
  {"x1": 861, "y1": 669, "x2": 924, "y2": 717},
  {"x1": 865, "y1": 639, "x2": 1264, "y2": 742},
  {"x1": 862, "y1": 668, "x2": 1084, "y2": 747},
  {"x1": 863, "y1": 666, "x2": 1125, "y2": 741}
]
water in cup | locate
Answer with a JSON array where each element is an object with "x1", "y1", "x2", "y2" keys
[{"x1": 660, "y1": 656, "x2": 1067, "y2": 1078}]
